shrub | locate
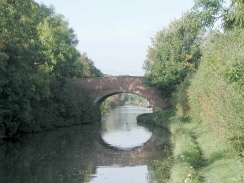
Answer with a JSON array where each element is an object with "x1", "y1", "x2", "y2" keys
[{"x1": 188, "y1": 29, "x2": 244, "y2": 152}]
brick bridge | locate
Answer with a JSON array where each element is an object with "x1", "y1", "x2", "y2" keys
[{"x1": 70, "y1": 76, "x2": 167, "y2": 111}]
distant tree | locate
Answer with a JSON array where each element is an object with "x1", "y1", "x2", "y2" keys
[{"x1": 75, "y1": 53, "x2": 103, "y2": 77}]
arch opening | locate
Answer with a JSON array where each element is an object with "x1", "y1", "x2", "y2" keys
[
  {"x1": 99, "y1": 93, "x2": 153, "y2": 150},
  {"x1": 97, "y1": 92, "x2": 152, "y2": 110}
]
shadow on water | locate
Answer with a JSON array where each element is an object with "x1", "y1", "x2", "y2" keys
[{"x1": 0, "y1": 106, "x2": 172, "y2": 183}]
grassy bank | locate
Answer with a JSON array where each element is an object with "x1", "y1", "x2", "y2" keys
[{"x1": 137, "y1": 109, "x2": 244, "y2": 183}]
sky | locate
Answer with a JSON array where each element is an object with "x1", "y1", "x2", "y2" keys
[{"x1": 34, "y1": 0, "x2": 195, "y2": 76}]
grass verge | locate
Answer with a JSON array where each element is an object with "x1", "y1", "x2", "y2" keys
[{"x1": 137, "y1": 109, "x2": 244, "y2": 183}]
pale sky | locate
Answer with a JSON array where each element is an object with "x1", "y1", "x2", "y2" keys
[{"x1": 35, "y1": 0, "x2": 195, "y2": 76}]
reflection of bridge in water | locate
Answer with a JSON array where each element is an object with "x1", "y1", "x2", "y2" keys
[
  {"x1": 70, "y1": 76, "x2": 167, "y2": 111},
  {"x1": 88, "y1": 133, "x2": 169, "y2": 167},
  {"x1": 0, "y1": 121, "x2": 171, "y2": 183}
]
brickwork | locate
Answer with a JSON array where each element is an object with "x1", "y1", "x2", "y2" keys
[{"x1": 70, "y1": 76, "x2": 167, "y2": 111}]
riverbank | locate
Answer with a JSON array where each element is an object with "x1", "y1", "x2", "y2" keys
[{"x1": 137, "y1": 109, "x2": 244, "y2": 182}]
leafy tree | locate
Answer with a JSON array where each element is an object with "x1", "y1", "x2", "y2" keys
[
  {"x1": 36, "y1": 4, "x2": 80, "y2": 79},
  {"x1": 0, "y1": 0, "x2": 51, "y2": 136},
  {"x1": 193, "y1": 0, "x2": 244, "y2": 30},
  {"x1": 143, "y1": 12, "x2": 203, "y2": 98},
  {"x1": 224, "y1": 0, "x2": 244, "y2": 29},
  {"x1": 0, "y1": 0, "x2": 102, "y2": 137},
  {"x1": 76, "y1": 53, "x2": 103, "y2": 77}
]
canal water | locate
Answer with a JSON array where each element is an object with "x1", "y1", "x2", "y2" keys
[{"x1": 0, "y1": 106, "x2": 171, "y2": 183}]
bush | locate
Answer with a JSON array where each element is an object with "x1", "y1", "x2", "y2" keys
[
  {"x1": 187, "y1": 29, "x2": 244, "y2": 152},
  {"x1": 1, "y1": 80, "x2": 100, "y2": 137},
  {"x1": 171, "y1": 74, "x2": 192, "y2": 118}
]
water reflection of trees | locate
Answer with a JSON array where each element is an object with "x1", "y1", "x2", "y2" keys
[{"x1": 0, "y1": 122, "x2": 171, "y2": 183}]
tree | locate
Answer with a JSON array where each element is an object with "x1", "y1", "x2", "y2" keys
[
  {"x1": 0, "y1": 0, "x2": 103, "y2": 137},
  {"x1": 193, "y1": 0, "x2": 244, "y2": 30},
  {"x1": 143, "y1": 12, "x2": 203, "y2": 98},
  {"x1": 76, "y1": 53, "x2": 103, "y2": 77},
  {"x1": 0, "y1": 0, "x2": 51, "y2": 135},
  {"x1": 37, "y1": 4, "x2": 80, "y2": 79}
]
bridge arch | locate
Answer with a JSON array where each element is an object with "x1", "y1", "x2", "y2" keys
[{"x1": 70, "y1": 76, "x2": 166, "y2": 112}]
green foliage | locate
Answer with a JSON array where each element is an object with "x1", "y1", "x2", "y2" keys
[
  {"x1": 0, "y1": 0, "x2": 102, "y2": 138},
  {"x1": 171, "y1": 74, "x2": 192, "y2": 118},
  {"x1": 75, "y1": 53, "x2": 103, "y2": 78},
  {"x1": 99, "y1": 98, "x2": 114, "y2": 115},
  {"x1": 223, "y1": 0, "x2": 244, "y2": 30},
  {"x1": 187, "y1": 29, "x2": 244, "y2": 152},
  {"x1": 193, "y1": 0, "x2": 244, "y2": 30},
  {"x1": 36, "y1": 4, "x2": 82, "y2": 79},
  {"x1": 225, "y1": 57, "x2": 244, "y2": 88},
  {"x1": 0, "y1": 0, "x2": 52, "y2": 136},
  {"x1": 143, "y1": 12, "x2": 203, "y2": 98},
  {"x1": 137, "y1": 108, "x2": 174, "y2": 130},
  {"x1": 193, "y1": 0, "x2": 227, "y2": 27},
  {"x1": 147, "y1": 159, "x2": 172, "y2": 183},
  {"x1": 141, "y1": 0, "x2": 244, "y2": 181},
  {"x1": 138, "y1": 109, "x2": 244, "y2": 182},
  {"x1": 170, "y1": 121, "x2": 205, "y2": 183},
  {"x1": 137, "y1": 110, "x2": 204, "y2": 182}
]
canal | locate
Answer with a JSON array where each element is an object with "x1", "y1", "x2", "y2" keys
[{"x1": 0, "y1": 106, "x2": 171, "y2": 183}]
